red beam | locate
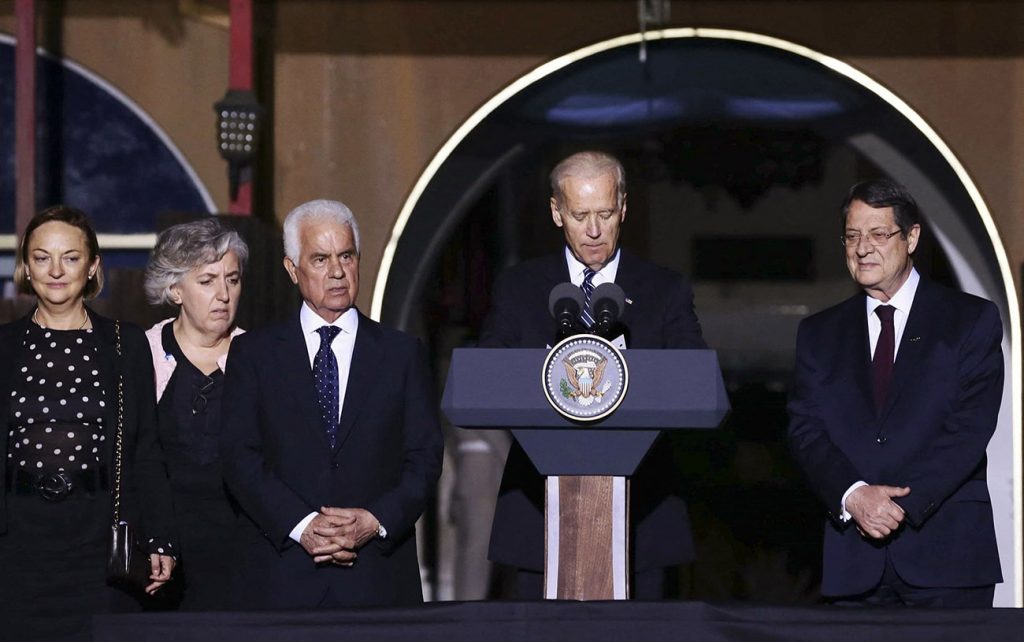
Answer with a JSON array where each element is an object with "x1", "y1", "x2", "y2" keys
[
  {"x1": 228, "y1": 0, "x2": 253, "y2": 215},
  {"x1": 15, "y1": 0, "x2": 36, "y2": 235},
  {"x1": 228, "y1": 0, "x2": 253, "y2": 91}
]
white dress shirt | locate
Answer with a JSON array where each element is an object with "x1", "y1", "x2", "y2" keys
[
  {"x1": 565, "y1": 246, "x2": 620, "y2": 288},
  {"x1": 865, "y1": 268, "x2": 919, "y2": 361},
  {"x1": 299, "y1": 302, "x2": 359, "y2": 421},
  {"x1": 840, "y1": 268, "x2": 921, "y2": 520},
  {"x1": 564, "y1": 247, "x2": 627, "y2": 349},
  {"x1": 290, "y1": 303, "x2": 359, "y2": 543}
]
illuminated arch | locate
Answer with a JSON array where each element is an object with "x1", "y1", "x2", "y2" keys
[{"x1": 371, "y1": 28, "x2": 1022, "y2": 606}]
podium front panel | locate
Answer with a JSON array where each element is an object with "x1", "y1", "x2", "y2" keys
[
  {"x1": 513, "y1": 429, "x2": 659, "y2": 476},
  {"x1": 443, "y1": 348, "x2": 729, "y2": 430}
]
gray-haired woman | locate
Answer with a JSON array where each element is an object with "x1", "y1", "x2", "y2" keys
[{"x1": 143, "y1": 218, "x2": 248, "y2": 610}]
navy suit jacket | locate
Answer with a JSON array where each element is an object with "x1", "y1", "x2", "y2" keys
[
  {"x1": 220, "y1": 309, "x2": 443, "y2": 608},
  {"x1": 482, "y1": 250, "x2": 706, "y2": 573},
  {"x1": 787, "y1": 277, "x2": 1003, "y2": 596}
]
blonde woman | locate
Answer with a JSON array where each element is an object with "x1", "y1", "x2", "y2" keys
[{"x1": 0, "y1": 206, "x2": 175, "y2": 638}]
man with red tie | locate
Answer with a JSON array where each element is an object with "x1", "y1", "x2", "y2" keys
[{"x1": 787, "y1": 179, "x2": 1003, "y2": 606}]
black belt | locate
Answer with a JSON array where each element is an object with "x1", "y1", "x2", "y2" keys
[{"x1": 5, "y1": 466, "x2": 110, "y2": 501}]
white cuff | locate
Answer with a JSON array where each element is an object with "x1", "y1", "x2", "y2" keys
[
  {"x1": 840, "y1": 481, "x2": 868, "y2": 521},
  {"x1": 289, "y1": 512, "x2": 318, "y2": 543}
]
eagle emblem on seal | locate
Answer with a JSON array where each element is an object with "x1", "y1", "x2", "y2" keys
[{"x1": 560, "y1": 350, "x2": 613, "y2": 407}]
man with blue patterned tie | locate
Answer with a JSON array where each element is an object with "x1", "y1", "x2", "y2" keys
[
  {"x1": 220, "y1": 200, "x2": 443, "y2": 609},
  {"x1": 479, "y1": 151, "x2": 706, "y2": 599}
]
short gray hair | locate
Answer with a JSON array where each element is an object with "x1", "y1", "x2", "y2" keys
[
  {"x1": 144, "y1": 218, "x2": 250, "y2": 306},
  {"x1": 282, "y1": 199, "x2": 361, "y2": 263},
  {"x1": 550, "y1": 150, "x2": 627, "y2": 210}
]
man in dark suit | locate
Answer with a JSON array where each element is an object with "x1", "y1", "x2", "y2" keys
[
  {"x1": 221, "y1": 199, "x2": 443, "y2": 609},
  {"x1": 482, "y1": 150, "x2": 706, "y2": 599},
  {"x1": 787, "y1": 179, "x2": 1003, "y2": 607}
]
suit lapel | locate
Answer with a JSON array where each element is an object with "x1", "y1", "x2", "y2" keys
[
  {"x1": 615, "y1": 250, "x2": 641, "y2": 331},
  {"x1": 80, "y1": 311, "x2": 125, "y2": 468},
  {"x1": 88, "y1": 311, "x2": 119, "y2": 436},
  {"x1": 881, "y1": 280, "x2": 935, "y2": 421},
  {"x1": 543, "y1": 253, "x2": 570, "y2": 293},
  {"x1": 332, "y1": 312, "x2": 384, "y2": 453},
  {"x1": 274, "y1": 314, "x2": 331, "y2": 449},
  {"x1": 538, "y1": 254, "x2": 570, "y2": 345},
  {"x1": 839, "y1": 294, "x2": 875, "y2": 414}
]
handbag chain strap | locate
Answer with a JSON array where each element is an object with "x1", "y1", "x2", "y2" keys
[{"x1": 112, "y1": 320, "x2": 125, "y2": 526}]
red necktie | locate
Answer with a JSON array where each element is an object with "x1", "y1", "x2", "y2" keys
[{"x1": 872, "y1": 305, "x2": 896, "y2": 412}]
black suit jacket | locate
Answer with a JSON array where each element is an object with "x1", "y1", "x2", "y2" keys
[
  {"x1": 482, "y1": 250, "x2": 706, "y2": 573},
  {"x1": 0, "y1": 309, "x2": 175, "y2": 543},
  {"x1": 220, "y1": 309, "x2": 443, "y2": 608},
  {"x1": 787, "y1": 277, "x2": 1004, "y2": 596}
]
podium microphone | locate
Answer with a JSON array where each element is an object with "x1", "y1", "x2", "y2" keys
[
  {"x1": 548, "y1": 282, "x2": 585, "y2": 339},
  {"x1": 591, "y1": 282, "x2": 625, "y2": 337}
]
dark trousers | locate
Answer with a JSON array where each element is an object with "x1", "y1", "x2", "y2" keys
[{"x1": 830, "y1": 550, "x2": 994, "y2": 608}]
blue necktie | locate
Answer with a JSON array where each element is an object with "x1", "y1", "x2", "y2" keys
[
  {"x1": 580, "y1": 268, "x2": 596, "y2": 328},
  {"x1": 314, "y1": 325, "x2": 342, "y2": 448}
]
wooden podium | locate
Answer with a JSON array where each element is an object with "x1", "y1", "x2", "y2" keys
[{"x1": 442, "y1": 348, "x2": 729, "y2": 600}]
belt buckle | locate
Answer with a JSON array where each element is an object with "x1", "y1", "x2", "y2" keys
[{"x1": 38, "y1": 472, "x2": 73, "y2": 501}]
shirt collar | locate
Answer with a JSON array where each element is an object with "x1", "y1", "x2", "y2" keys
[
  {"x1": 865, "y1": 267, "x2": 920, "y2": 317},
  {"x1": 300, "y1": 302, "x2": 359, "y2": 336},
  {"x1": 564, "y1": 246, "x2": 621, "y2": 285}
]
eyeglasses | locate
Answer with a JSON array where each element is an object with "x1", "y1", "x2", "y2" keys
[
  {"x1": 840, "y1": 229, "x2": 903, "y2": 247},
  {"x1": 192, "y1": 376, "x2": 217, "y2": 415}
]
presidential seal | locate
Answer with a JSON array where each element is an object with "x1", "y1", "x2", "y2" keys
[{"x1": 542, "y1": 334, "x2": 628, "y2": 422}]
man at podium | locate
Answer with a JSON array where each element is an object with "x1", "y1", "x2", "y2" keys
[{"x1": 480, "y1": 150, "x2": 706, "y2": 599}]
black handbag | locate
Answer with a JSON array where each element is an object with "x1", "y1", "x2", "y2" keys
[
  {"x1": 105, "y1": 320, "x2": 151, "y2": 593},
  {"x1": 107, "y1": 520, "x2": 151, "y2": 592}
]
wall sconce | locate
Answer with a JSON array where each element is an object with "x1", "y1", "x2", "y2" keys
[{"x1": 214, "y1": 89, "x2": 264, "y2": 200}]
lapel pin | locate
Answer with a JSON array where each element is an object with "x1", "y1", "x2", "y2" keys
[{"x1": 909, "y1": 336, "x2": 921, "y2": 342}]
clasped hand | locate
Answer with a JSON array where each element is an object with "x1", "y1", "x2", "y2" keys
[
  {"x1": 846, "y1": 484, "x2": 910, "y2": 540},
  {"x1": 299, "y1": 506, "x2": 380, "y2": 565},
  {"x1": 146, "y1": 554, "x2": 176, "y2": 595}
]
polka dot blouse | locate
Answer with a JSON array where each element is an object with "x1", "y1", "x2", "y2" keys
[
  {"x1": 7, "y1": 323, "x2": 106, "y2": 473},
  {"x1": 6, "y1": 320, "x2": 176, "y2": 558}
]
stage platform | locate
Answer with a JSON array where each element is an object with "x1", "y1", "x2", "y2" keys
[{"x1": 94, "y1": 600, "x2": 1023, "y2": 641}]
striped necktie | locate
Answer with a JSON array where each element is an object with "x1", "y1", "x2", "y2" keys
[{"x1": 580, "y1": 268, "x2": 596, "y2": 328}]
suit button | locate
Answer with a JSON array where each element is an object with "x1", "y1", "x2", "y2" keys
[
  {"x1": 876, "y1": 434, "x2": 887, "y2": 444},
  {"x1": 331, "y1": 462, "x2": 339, "y2": 470}
]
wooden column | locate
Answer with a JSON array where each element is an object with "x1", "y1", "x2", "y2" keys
[{"x1": 545, "y1": 476, "x2": 629, "y2": 600}]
